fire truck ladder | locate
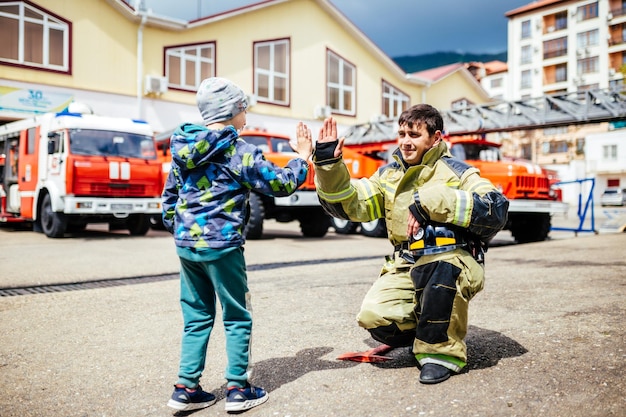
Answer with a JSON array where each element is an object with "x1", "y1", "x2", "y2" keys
[{"x1": 442, "y1": 86, "x2": 626, "y2": 135}]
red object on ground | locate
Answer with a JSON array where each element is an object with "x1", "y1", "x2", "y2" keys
[{"x1": 336, "y1": 344, "x2": 394, "y2": 363}]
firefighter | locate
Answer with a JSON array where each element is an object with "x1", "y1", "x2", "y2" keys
[{"x1": 298, "y1": 104, "x2": 509, "y2": 384}]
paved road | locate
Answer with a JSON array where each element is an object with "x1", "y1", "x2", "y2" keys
[{"x1": 0, "y1": 218, "x2": 624, "y2": 417}]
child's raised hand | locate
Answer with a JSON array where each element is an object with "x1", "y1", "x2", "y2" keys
[{"x1": 294, "y1": 121, "x2": 313, "y2": 160}]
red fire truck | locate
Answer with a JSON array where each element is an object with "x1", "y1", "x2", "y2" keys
[
  {"x1": 333, "y1": 120, "x2": 568, "y2": 243},
  {"x1": 0, "y1": 107, "x2": 163, "y2": 238}
]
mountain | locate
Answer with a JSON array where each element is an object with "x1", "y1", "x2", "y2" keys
[{"x1": 392, "y1": 51, "x2": 508, "y2": 73}]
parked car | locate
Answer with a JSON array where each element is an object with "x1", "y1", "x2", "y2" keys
[{"x1": 600, "y1": 187, "x2": 626, "y2": 206}]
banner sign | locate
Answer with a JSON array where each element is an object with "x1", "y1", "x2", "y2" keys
[{"x1": 0, "y1": 85, "x2": 73, "y2": 115}]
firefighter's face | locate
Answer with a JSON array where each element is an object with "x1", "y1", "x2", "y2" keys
[{"x1": 397, "y1": 122, "x2": 441, "y2": 165}]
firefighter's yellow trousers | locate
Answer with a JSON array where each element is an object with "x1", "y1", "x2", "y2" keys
[{"x1": 356, "y1": 249, "x2": 484, "y2": 371}]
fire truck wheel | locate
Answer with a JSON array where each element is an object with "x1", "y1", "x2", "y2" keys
[
  {"x1": 360, "y1": 218, "x2": 387, "y2": 238},
  {"x1": 149, "y1": 214, "x2": 166, "y2": 230},
  {"x1": 331, "y1": 217, "x2": 359, "y2": 234},
  {"x1": 299, "y1": 210, "x2": 330, "y2": 238},
  {"x1": 509, "y1": 213, "x2": 551, "y2": 243},
  {"x1": 126, "y1": 214, "x2": 151, "y2": 236},
  {"x1": 245, "y1": 193, "x2": 264, "y2": 240},
  {"x1": 39, "y1": 193, "x2": 68, "y2": 238}
]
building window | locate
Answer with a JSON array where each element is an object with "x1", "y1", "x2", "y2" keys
[
  {"x1": 543, "y1": 37, "x2": 568, "y2": 59},
  {"x1": 521, "y1": 70, "x2": 532, "y2": 89},
  {"x1": 577, "y1": 2, "x2": 598, "y2": 21},
  {"x1": 254, "y1": 39, "x2": 290, "y2": 105},
  {"x1": 544, "y1": 126, "x2": 568, "y2": 135},
  {"x1": 603, "y1": 144, "x2": 617, "y2": 160},
  {"x1": 490, "y1": 77, "x2": 503, "y2": 88},
  {"x1": 521, "y1": 20, "x2": 531, "y2": 39},
  {"x1": 551, "y1": 140, "x2": 569, "y2": 153},
  {"x1": 555, "y1": 63, "x2": 567, "y2": 82},
  {"x1": 609, "y1": 23, "x2": 626, "y2": 46},
  {"x1": 327, "y1": 50, "x2": 355, "y2": 115},
  {"x1": 542, "y1": 140, "x2": 568, "y2": 154},
  {"x1": 555, "y1": 11, "x2": 568, "y2": 30},
  {"x1": 578, "y1": 56, "x2": 599, "y2": 74},
  {"x1": 165, "y1": 43, "x2": 215, "y2": 91},
  {"x1": 0, "y1": 1, "x2": 70, "y2": 72},
  {"x1": 577, "y1": 29, "x2": 599, "y2": 48},
  {"x1": 381, "y1": 81, "x2": 409, "y2": 118},
  {"x1": 576, "y1": 138, "x2": 585, "y2": 155},
  {"x1": 521, "y1": 45, "x2": 532, "y2": 64}
]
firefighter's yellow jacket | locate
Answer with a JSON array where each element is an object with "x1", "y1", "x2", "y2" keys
[{"x1": 314, "y1": 140, "x2": 509, "y2": 252}]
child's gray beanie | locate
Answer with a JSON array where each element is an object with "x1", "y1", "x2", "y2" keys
[{"x1": 196, "y1": 77, "x2": 248, "y2": 125}]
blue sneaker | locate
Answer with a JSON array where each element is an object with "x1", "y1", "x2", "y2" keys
[
  {"x1": 225, "y1": 383, "x2": 269, "y2": 412},
  {"x1": 167, "y1": 385, "x2": 216, "y2": 411}
]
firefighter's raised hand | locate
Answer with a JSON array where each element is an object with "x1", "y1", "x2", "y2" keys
[
  {"x1": 318, "y1": 117, "x2": 344, "y2": 158},
  {"x1": 294, "y1": 121, "x2": 313, "y2": 161}
]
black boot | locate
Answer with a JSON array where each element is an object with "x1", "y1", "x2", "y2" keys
[{"x1": 419, "y1": 363, "x2": 451, "y2": 384}]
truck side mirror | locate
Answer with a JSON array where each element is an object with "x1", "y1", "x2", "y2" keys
[{"x1": 47, "y1": 132, "x2": 59, "y2": 154}]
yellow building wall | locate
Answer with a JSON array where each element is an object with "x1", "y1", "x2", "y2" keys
[
  {"x1": 2, "y1": 0, "x2": 484, "y2": 125},
  {"x1": 141, "y1": 0, "x2": 427, "y2": 124},
  {"x1": 1, "y1": 0, "x2": 140, "y2": 96}
]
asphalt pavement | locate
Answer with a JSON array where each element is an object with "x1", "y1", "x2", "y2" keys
[{"x1": 0, "y1": 210, "x2": 624, "y2": 417}]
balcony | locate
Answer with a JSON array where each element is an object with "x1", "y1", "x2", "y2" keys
[
  {"x1": 544, "y1": 49, "x2": 568, "y2": 59},
  {"x1": 542, "y1": 11, "x2": 568, "y2": 35},
  {"x1": 609, "y1": 5, "x2": 626, "y2": 18},
  {"x1": 608, "y1": 36, "x2": 626, "y2": 47}
]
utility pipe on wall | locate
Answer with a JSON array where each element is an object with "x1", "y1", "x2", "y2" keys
[{"x1": 136, "y1": 5, "x2": 147, "y2": 119}]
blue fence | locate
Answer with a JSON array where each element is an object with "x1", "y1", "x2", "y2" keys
[{"x1": 550, "y1": 178, "x2": 597, "y2": 235}]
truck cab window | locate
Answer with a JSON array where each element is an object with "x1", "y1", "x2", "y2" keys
[{"x1": 69, "y1": 129, "x2": 156, "y2": 160}]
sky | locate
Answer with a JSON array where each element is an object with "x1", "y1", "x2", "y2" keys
[{"x1": 137, "y1": 0, "x2": 533, "y2": 57}]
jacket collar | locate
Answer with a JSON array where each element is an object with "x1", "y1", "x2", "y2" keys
[{"x1": 392, "y1": 140, "x2": 448, "y2": 171}]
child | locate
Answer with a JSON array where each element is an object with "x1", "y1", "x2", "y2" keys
[{"x1": 163, "y1": 77, "x2": 312, "y2": 412}]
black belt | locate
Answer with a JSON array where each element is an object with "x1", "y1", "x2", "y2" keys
[{"x1": 393, "y1": 225, "x2": 482, "y2": 263}]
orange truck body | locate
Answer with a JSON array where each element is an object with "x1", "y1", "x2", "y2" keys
[
  {"x1": 0, "y1": 110, "x2": 163, "y2": 237},
  {"x1": 336, "y1": 121, "x2": 568, "y2": 242}
]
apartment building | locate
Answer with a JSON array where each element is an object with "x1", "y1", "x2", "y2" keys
[
  {"x1": 506, "y1": 0, "x2": 624, "y2": 98},
  {"x1": 503, "y1": 0, "x2": 626, "y2": 199}
]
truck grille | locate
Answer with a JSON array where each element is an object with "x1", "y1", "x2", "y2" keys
[
  {"x1": 94, "y1": 183, "x2": 145, "y2": 196},
  {"x1": 515, "y1": 175, "x2": 551, "y2": 198},
  {"x1": 76, "y1": 183, "x2": 147, "y2": 197},
  {"x1": 516, "y1": 175, "x2": 535, "y2": 190}
]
